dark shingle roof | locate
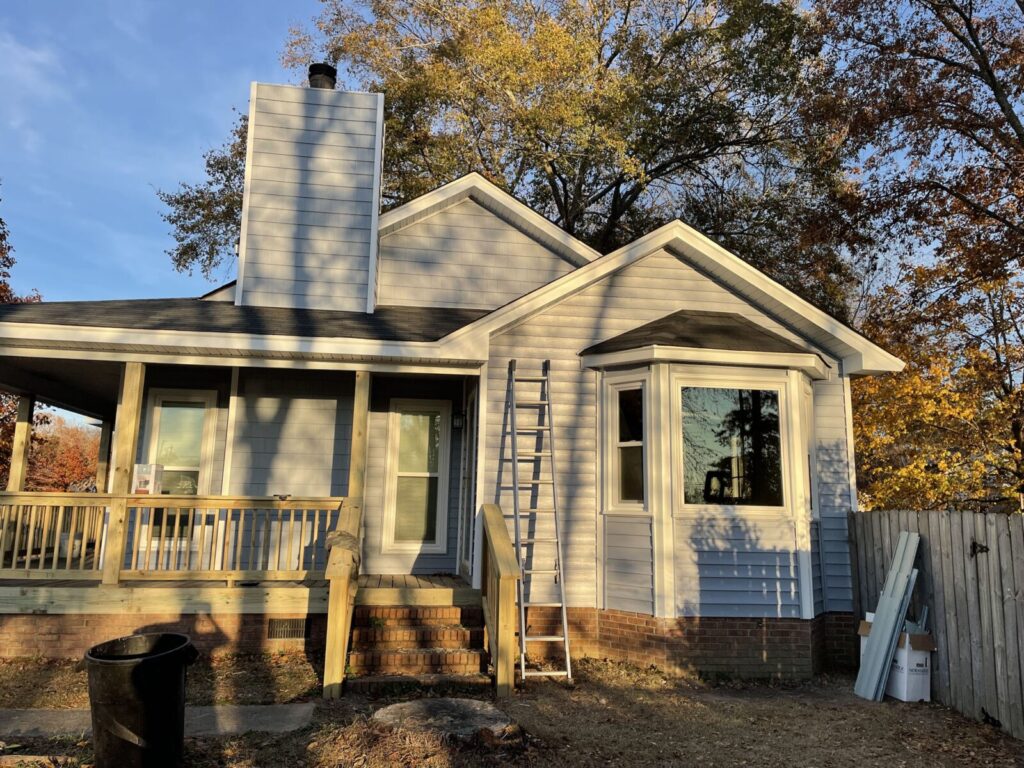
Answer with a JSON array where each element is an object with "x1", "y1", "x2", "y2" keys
[
  {"x1": 0, "y1": 299, "x2": 489, "y2": 342},
  {"x1": 581, "y1": 309, "x2": 808, "y2": 356}
]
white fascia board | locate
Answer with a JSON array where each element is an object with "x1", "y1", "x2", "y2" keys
[
  {"x1": 0, "y1": 344, "x2": 484, "y2": 375},
  {"x1": 378, "y1": 172, "x2": 600, "y2": 267},
  {"x1": 580, "y1": 345, "x2": 831, "y2": 380},
  {"x1": 0, "y1": 321, "x2": 487, "y2": 363},
  {"x1": 449, "y1": 220, "x2": 903, "y2": 376}
]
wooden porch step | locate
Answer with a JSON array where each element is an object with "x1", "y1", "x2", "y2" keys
[
  {"x1": 344, "y1": 673, "x2": 491, "y2": 696},
  {"x1": 355, "y1": 585, "x2": 480, "y2": 607},
  {"x1": 352, "y1": 605, "x2": 483, "y2": 628},
  {"x1": 346, "y1": 648, "x2": 487, "y2": 675},
  {"x1": 349, "y1": 625, "x2": 485, "y2": 651}
]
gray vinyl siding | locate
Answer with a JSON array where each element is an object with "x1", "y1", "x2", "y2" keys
[
  {"x1": 812, "y1": 375, "x2": 856, "y2": 612},
  {"x1": 361, "y1": 377, "x2": 464, "y2": 574},
  {"x1": 238, "y1": 84, "x2": 381, "y2": 312},
  {"x1": 228, "y1": 369, "x2": 354, "y2": 497},
  {"x1": 377, "y1": 198, "x2": 578, "y2": 310},
  {"x1": 674, "y1": 515, "x2": 802, "y2": 618},
  {"x1": 483, "y1": 248, "x2": 852, "y2": 615},
  {"x1": 604, "y1": 515, "x2": 655, "y2": 614},
  {"x1": 811, "y1": 520, "x2": 825, "y2": 615}
]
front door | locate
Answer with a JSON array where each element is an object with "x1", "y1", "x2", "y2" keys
[{"x1": 380, "y1": 399, "x2": 452, "y2": 570}]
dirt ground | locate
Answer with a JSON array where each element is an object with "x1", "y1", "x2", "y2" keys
[
  {"x1": 1, "y1": 657, "x2": 1021, "y2": 767},
  {"x1": 0, "y1": 652, "x2": 322, "y2": 709}
]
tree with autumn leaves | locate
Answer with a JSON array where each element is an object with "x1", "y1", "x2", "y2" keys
[
  {"x1": 155, "y1": 0, "x2": 1024, "y2": 511},
  {"x1": 819, "y1": 0, "x2": 1024, "y2": 510}
]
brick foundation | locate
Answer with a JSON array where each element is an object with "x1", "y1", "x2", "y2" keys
[
  {"x1": 0, "y1": 613, "x2": 327, "y2": 659},
  {"x1": 524, "y1": 608, "x2": 858, "y2": 680},
  {"x1": 0, "y1": 608, "x2": 859, "y2": 677}
]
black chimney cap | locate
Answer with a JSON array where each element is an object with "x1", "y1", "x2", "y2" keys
[{"x1": 308, "y1": 62, "x2": 337, "y2": 90}]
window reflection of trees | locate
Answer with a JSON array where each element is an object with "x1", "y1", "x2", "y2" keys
[{"x1": 681, "y1": 387, "x2": 782, "y2": 506}]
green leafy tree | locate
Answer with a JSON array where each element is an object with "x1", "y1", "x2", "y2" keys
[
  {"x1": 157, "y1": 115, "x2": 248, "y2": 280},
  {"x1": 162, "y1": 0, "x2": 873, "y2": 316}
]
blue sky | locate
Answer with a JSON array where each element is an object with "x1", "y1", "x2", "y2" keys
[{"x1": 1, "y1": 0, "x2": 324, "y2": 301}]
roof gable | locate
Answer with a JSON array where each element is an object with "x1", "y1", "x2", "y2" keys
[
  {"x1": 449, "y1": 220, "x2": 903, "y2": 375},
  {"x1": 580, "y1": 309, "x2": 807, "y2": 356}
]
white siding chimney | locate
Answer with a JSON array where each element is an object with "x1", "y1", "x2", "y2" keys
[{"x1": 235, "y1": 82, "x2": 384, "y2": 312}]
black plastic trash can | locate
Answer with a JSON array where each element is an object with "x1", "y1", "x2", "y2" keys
[{"x1": 85, "y1": 633, "x2": 198, "y2": 768}]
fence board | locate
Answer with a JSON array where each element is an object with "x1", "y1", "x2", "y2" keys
[
  {"x1": 1010, "y1": 514, "x2": 1024, "y2": 740},
  {"x1": 996, "y1": 515, "x2": 1022, "y2": 738},
  {"x1": 851, "y1": 509, "x2": 1024, "y2": 741},
  {"x1": 986, "y1": 514, "x2": 1009, "y2": 728},
  {"x1": 937, "y1": 511, "x2": 963, "y2": 713}
]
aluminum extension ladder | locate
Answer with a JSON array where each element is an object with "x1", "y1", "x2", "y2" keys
[{"x1": 506, "y1": 359, "x2": 572, "y2": 682}]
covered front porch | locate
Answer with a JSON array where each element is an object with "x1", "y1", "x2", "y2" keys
[{"x1": 0, "y1": 356, "x2": 519, "y2": 696}]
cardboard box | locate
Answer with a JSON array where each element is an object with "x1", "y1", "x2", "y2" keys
[
  {"x1": 859, "y1": 615, "x2": 936, "y2": 702},
  {"x1": 132, "y1": 464, "x2": 163, "y2": 495}
]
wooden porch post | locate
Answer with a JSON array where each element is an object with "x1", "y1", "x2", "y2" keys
[
  {"x1": 5, "y1": 396, "x2": 35, "y2": 492},
  {"x1": 95, "y1": 420, "x2": 112, "y2": 492},
  {"x1": 102, "y1": 362, "x2": 145, "y2": 586},
  {"x1": 322, "y1": 370, "x2": 371, "y2": 699},
  {"x1": 347, "y1": 370, "x2": 371, "y2": 501}
]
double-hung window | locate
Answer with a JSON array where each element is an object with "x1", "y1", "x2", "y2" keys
[{"x1": 604, "y1": 376, "x2": 647, "y2": 511}]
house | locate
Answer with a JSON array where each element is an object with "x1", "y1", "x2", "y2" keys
[{"x1": 0, "y1": 67, "x2": 902, "y2": 695}]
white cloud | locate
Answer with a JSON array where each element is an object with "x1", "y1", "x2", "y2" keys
[{"x1": 0, "y1": 31, "x2": 70, "y2": 151}]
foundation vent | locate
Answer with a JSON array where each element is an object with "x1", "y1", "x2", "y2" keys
[{"x1": 267, "y1": 618, "x2": 309, "y2": 640}]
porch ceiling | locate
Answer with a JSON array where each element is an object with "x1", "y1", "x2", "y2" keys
[{"x1": 0, "y1": 355, "x2": 121, "y2": 419}]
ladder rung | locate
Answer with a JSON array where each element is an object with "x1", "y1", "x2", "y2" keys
[
  {"x1": 516, "y1": 400, "x2": 548, "y2": 406},
  {"x1": 523, "y1": 508, "x2": 556, "y2": 514},
  {"x1": 515, "y1": 426, "x2": 550, "y2": 431},
  {"x1": 521, "y1": 538, "x2": 558, "y2": 544},
  {"x1": 522, "y1": 669, "x2": 570, "y2": 677},
  {"x1": 524, "y1": 568, "x2": 558, "y2": 574},
  {"x1": 514, "y1": 376, "x2": 547, "y2": 382},
  {"x1": 518, "y1": 478, "x2": 553, "y2": 485},
  {"x1": 523, "y1": 601, "x2": 563, "y2": 607},
  {"x1": 521, "y1": 635, "x2": 565, "y2": 642},
  {"x1": 515, "y1": 452, "x2": 552, "y2": 459}
]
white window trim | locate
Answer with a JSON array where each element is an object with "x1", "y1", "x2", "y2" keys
[
  {"x1": 381, "y1": 398, "x2": 452, "y2": 554},
  {"x1": 670, "y1": 365, "x2": 794, "y2": 520},
  {"x1": 143, "y1": 388, "x2": 218, "y2": 496},
  {"x1": 601, "y1": 369, "x2": 650, "y2": 516}
]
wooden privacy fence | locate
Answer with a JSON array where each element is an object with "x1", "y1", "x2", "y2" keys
[{"x1": 849, "y1": 509, "x2": 1024, "y2": 740}]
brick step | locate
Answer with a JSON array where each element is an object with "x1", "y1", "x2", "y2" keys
[
  {"x1": 350, "y1": 625, "x2": 485, "y2": 651},
  {"x1": 352, "y1": 605, "x2": 483, "y2": 628},
  {"x1": 345, "y1": 673, "x2": 492, "y2": 696},
  {"x1": 347, "y1": 648, "x2": 487, "y2": 675}
]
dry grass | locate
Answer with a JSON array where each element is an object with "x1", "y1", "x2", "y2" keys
[
  {"x1": 2, "y1": 658, "x2": 1022, "y2": 767},
  {"x1": 0, "y1": 652, "x2": 321, "y2": 709}
]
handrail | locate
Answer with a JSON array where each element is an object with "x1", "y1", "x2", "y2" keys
[
  {"x1": 323, "y1": 499, "x2": 363, "y2": 699},
  {"x1": 0, "y1": 492, "x2": 352, "y2": 583},
  {"x1": 480, "y1": 503, "x2": 520, "y2": 697}
]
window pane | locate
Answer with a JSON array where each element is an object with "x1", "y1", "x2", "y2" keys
[
  {"x1": 681, "y1": 387, "x2": 783, "y2": 506},
  {"x1": 618, "y1": 389, "x2": 643, "y2": 443},
  {"x1": 161, "y1": 470, "x2": 199, "y2": 496},
  {"x1": 619, "y1": 445, "x2": 644, "y2": 503},
  {"x1": 155, "y1": 402, "x2": 205, "y2": 468},
  {"x1": 394, "y1": 476, "x2": 439, "y2": 542},
  {"x1": 398, "y1": 412, "x2": 441, "y2": 473}
]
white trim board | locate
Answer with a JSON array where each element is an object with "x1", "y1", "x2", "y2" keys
[{"x1": 582, "y1": 345, "x2": 831, "y2": 381}]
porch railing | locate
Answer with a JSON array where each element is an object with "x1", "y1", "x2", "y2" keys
[
  {"x1": 479, "y1": 503, "x2": 520, "y2": 697},
  {"x1": 0, "y1": 492, "x2": 354, "y2": 583}
]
